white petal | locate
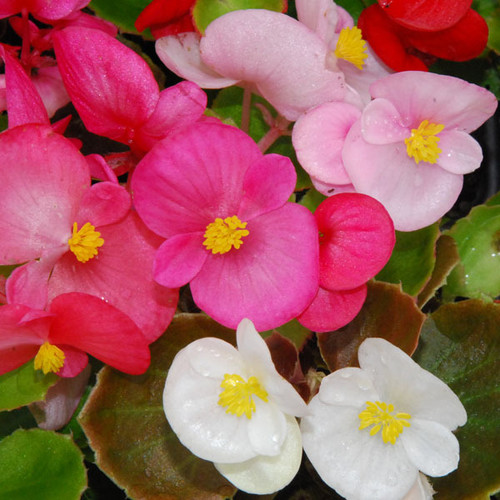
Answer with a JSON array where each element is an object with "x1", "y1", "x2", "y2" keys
[
  {"x1": 358, "y1": 338, "x2": 467, "y2": 430},
  {"x1": 301, "y1": 396, "x2": 417, "y2": 500},
  {"x1": 247, "y1": 398, "x2": 286, "y2": 456},
  {"x1": 402, "y1": 419, "x2": 461, "y2": 477},
  {"x1": 403, "y1": 473, "x2": 435, "y2": 500},
  {"x1": 215, "y1": 414, "x2": 302, "y2": 494}
]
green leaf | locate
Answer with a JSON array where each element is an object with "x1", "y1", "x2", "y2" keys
[
  {"x1": 334, "y1": 0, "x2": 376, "y2": 22},
  {"x1": 0, "y1": 428, "x2": 87, "y2": 500},
  {"x1": 79, "y1": 313, "x2": 237, "y2": 500},
  {"x1": 443, "y1": 203, "x2": 500, "y2": 300},
  {"x1": 0, "y1": 407, "x2": 37, "y2": 440},
  {"x1": 414, "y1": 300, "x2": 500, "y2": 500},
  {"x1": 89, "y1": 0, "x2": 152, "y2": 34},
  {"x1": 0, "y1": 360, "x2": 58, "y2": 412},
  {"x1": 317, "y1": 281, "x2": 425, "y2": 371},
  {"x1": 193, "y1": 0, "x2": 286, "y2": 34},
  {"x1": 376, "y1": 223, "x2": 440, "y2": 297},
  {"x1": 298, "y1": 188, "x2": 327, "y2": 213}
]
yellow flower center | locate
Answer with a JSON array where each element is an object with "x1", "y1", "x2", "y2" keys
[
  {"x1": 203, "y1": 216, "x2": 249, "y2": 255},
  {"x1": 404, "y1": 119, "x2": 445, "y2": 164},
  {"x1": 68, "y1": 222, "x2": 104, "y2": 263},
  {"x1": 34, "y1": 342, "x2": 65, "y2": 375},
  {"x1": 358, "y1": 400, "x2": 411, "y2": 445},
  {"x1": 218, "y1": 373, "x2": 269, "y2": 419},
  {"x1": 334, "y1": 26, "x2": 368, "y2": 70}
]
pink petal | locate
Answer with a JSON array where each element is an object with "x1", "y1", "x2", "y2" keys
[
  {"x1": 295, "y1": 0, "x2": 340, "y2": 46},
  {"x1": 48, "y1": 293, "x2": 150, "y2": 375},
  {"x1": 31, "y1": 65, "x2": 71, "y2": 119},
  {"x1": 343, "y1": 121, "x2": 464, "y2": 231},
  {"x1": 361, "y1": 98, "x2": 409, "y2": 145},
  {"x1": 370, "y1": 71, "x2": 498, "y2": 133},
  {"x1": 135, "y1": 81, "x2": 207, "y2": 152},
  {"x1": 33, "y1": 0, "x2": 89, "y2": 21},
  {"x1": 437, "y1": 130, "x2": 483, "y2": 174},
  {"x1": 200, "y1": 9, "x2": 346, "y2": 120},
  {"x1": 132, "y1": 121, "x2": 261, "y2": 238},
  {"x1": 48, "y1": 212, "x2": 178, "y2": 342},
  {"x1": 53, "y1": 27, "x2": 159, "y2": 143},
  {"x1": 311, "y1": 179, "x2": 357, "y2": 197},
  {"x1": 0, "y1": 124, "x2": 89, "y2": 264},
  {"x1": 238, "y1": 154, "x2": 297, "y2": 221},
  {"x1": 156, "y1": 32, "x2": 239, "y2": 88},
  {"x1": 297, "y1": 284, "x2": 367, "y2": 333},
  {"x1": 85, "y1": 154, "x2": 119, "y2": 183},
  {"x1": 191, "y1": 203, "x2": 319, "y2": 331},
  {"x1": 0, "y1": 47, "x2": 49, "y2": 127},
  {"x1": 316, "y1": 193, "x2": 395, "y2": 290},
  {"x1": 76, "y1": 181, "x2": 131, "y2": 227},
  {"x1": 55, "y1": 346, "x2": 88, "y2": 377},
  {"x1": 293, "y1": 102, "x2": 360, "y2": 186},
  {"x1": 153, "y1": 232, "x2": 207, "y2": 288}
]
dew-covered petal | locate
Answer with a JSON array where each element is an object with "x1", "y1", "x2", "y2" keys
[
  {"x1": 343, "y1": 120, "x2": 464, "y2": 231},
  {"x1": 436, "y1": 130, "x2": 483, "y2": 174},
  {"x1": 402, "y1": 419, "x2": 460, "y2": 477},
  {"x1": 292, "y1": 101, "x2": 360, "y2": 186},
  {"x1": 297, "y1": 285, "x2": 367, "y2": 333},
  {"x1": 215, "y1": 414, "x2": 302, "y2": 494},
  {"x1": 247, "y1": 399, "x2": 286, "y2": 456},
  {"x1": 153, "y1": 232, "x2": 207, "y2": 288},
  {"x1": 358, "y1": 338, "x2": 467, "y2": 430},
  {"x1": 369, "y1": 71, "x2": 498, "y2": 133},
  {"x1": 156, "y1": 32, "x2": 239, "y2": 88},
  {"x1": 295, "y1": 0, "x2": 340, "y2": 45},
  {"x1": 191, "y1": 203, "x2": 319, "y2": 331},
  {"x1": 132, "y1": 122, "x2": 260, "y2": 238},
  {"x1": 200, "y1": 9, "x2": 346, "y2": 120},
  {"x1": 301, "y1": 396, "x2": 418, "y2": 500},
  {"x1": 361, "y1": 98, "x2": 409, "y2": 144}
]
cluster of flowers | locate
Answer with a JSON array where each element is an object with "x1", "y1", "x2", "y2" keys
[{"x1": 0, "y1": 0, "x2": 496, "y2": 498}]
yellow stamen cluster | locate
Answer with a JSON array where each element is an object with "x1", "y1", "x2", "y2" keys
[
  {"x1": 203, "y1": 216, "x2": 249, "y2": 255},
  {"x1": 334, "y1": 26, "x2": 368, "y2": 70},
  {"x1": 34, "y1": 342, "x2": 65, "y2": 375},
  {"x1": 218, "y1": 373, "x2": 269, "y2": 419},
  {"x1": 405, "y1": 120, "x2": 445, "y2": 164},
  {"x1": 358, "y1": 400, "x2": 411, "y2": 445},
  {"x1": 68, "y1": 222, "x2": 104, "y2": 263}
]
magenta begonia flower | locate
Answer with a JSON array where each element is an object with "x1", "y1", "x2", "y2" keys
[
  {"x1": 297, "y1": 193, "x2": 395, "y2": 332},
  {"x1": 342, "y1": 71, "x2": 498, "y2": 231},
  {"x1": 0, "y1": 292, "x2": 150, "y2": 378},
  {"x1": 0, "y1": 124, "x2": 177, "y2": 341},
  {"x1": 52, "y1": 26, "x2": 207, "y2": 156},
  {"x1": 0, "y1": 0, "x2": 89, "y2": 23},
  {"x1": 132, "y1": 121, "x2": 319, "y2": 330}
]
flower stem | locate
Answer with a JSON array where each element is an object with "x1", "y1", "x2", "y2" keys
[{"x1": 241, "y1": 86, "x2": 252, "y2": 134}]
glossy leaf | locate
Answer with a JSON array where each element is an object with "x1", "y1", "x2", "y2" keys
[
  {"x1": 376, "y1": 223, "x2": 440, "y2": 296},
  {"x1": 90, "y1": 0, "x2": 152, "y2": 34},
  {"x1": 0, "y1": 428, "x2": 87, "y2": 500},
  {"x1": 317, "y1": 281, "x2": 425, "y2": 372},
  {"x1": 193, "y1": 0, "x2": 286, "y2": 34},
  {"x1": 443, "y1": 203, "x2": 500, "y2": 300},
  {"x1": 78, "y1": 313, "x2": 237, "y2": 500},
  {"x1": 0, "y1": 360, "x2": 58, "y2": 412},
  {"x1": 414, "y1": 300, "x2": 500, "y2": 499}
]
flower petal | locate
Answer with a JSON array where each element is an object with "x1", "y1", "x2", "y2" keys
[
  {"x1": 215, "y1": 414, "x2": 303, "y2": 494},
  {"x1": 361, "y1": 98, "x2": 409, "y2": 144},
  {"x1": 247, "y1": 399, "x2": 286, "y2": 456},
  {"x1": 437, "y1": 130, "x2": 483, "y2": 174},
  {"x1": 191, "y1": 203, "x2": 319, "y2": 331}
]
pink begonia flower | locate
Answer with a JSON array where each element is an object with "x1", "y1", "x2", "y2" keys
[
  {"x1": 0, "y1": 124, "x2": 177, "y2": 342},
  {"x1": 156, "y1": 9, "x2": 347, "y2": 120},
  {"x1": 0, "y1": 0, "x2": 89, "y2": 22},
  {"x1": 297, "y1": 193, "x2": 395, "y2": 332},
  {"x1": 132, "y1": 121, "x2": 319, "y2": 330},
  {"x1": 52, "y1": 26, "x2": 207, "y2": 157},
  {"x1": 0, "y1": 292, "x2": 150, "y2": 378},
  {"x1": 342, "y1": 71, "x2": 498, "y2": 231}
]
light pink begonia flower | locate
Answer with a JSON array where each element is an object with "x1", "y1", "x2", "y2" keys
[
  {"x1": 156, "y1": 8, "x2": 347, "y2": 120},
  {"x1": 52, "y1": 26, "x2": 207, "y2": 156},
  {"x1": 0, "y1": 124, "x2": 177, "y2": 342},
  {"x1": 132, "y1": 121, "x2": 319, "y2": 330}
]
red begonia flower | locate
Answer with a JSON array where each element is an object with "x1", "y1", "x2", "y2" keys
[{"x1": 135, "y1": 0, "x2": 195, "y2": 38}]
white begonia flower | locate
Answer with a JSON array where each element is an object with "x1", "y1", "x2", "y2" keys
[
  {"x1": 163, "y1": 318, "x2": 307, "y2": 494},
  {"x1": 301, "y1": 338, "x2": 466, "y2": 500}
]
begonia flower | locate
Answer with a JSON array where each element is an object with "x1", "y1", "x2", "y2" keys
[
  {"x1": 298, "y1": 71, "x2": 497, "y2": 231},
  {"x1": 0, "y1": 0, "x2": 89, "y2": 23},
  {"x1": 297, "y1": 193, "x2": 395, "y2": 332},
  {"x1": 358, "y1": 3, "x2": 488, "y2": 72},
  {"x1": 132, "y1": 120, "x2": 319, "y2": 330},
  {"x1": 163, "y1": 318, "x2": 307, "y2": 494},
  {"x1": 0, "y1": 292, "x2": 150, "y2": 378},
  {"x1": 0, "y1": 124, "x2": 177, "y2": 341},
  {"x1": 301, "y1": 338, "x2": 467, "y2": 500},
  {"x1": 52, "y1": 26, "x2": 207, "y2": 156}
]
